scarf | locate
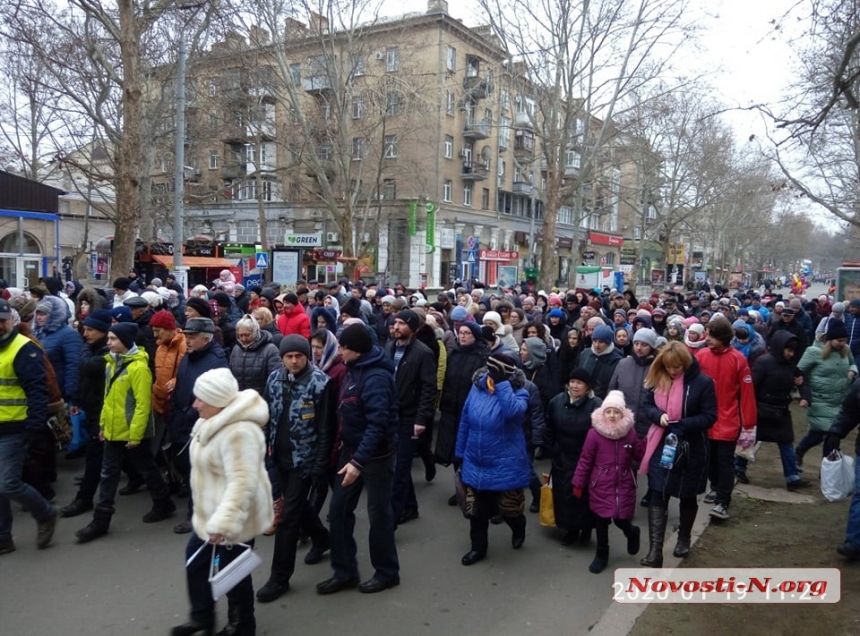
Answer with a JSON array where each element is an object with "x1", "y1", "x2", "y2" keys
[
  {"x1": 314, "y1": 329, "x2": 340, "y2": 373},
  {"x1": 638, "y1": 374, "x2": 684, "y2": 474}
]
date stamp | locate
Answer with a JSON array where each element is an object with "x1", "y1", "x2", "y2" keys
[{"x1": 613, "y1": 568, "x2": 840, "y2": 603}]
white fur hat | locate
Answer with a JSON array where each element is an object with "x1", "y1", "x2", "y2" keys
[{"x1": 193, "y1": 368, "x2": 238, "y2": 409}]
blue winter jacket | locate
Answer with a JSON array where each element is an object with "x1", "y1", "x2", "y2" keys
[
  {"x1": 455, "y1": 372, "x2": 531, "y2": 491},
  {"x1": 34, "y1": 295, "x2": 82, "y2": 401}
]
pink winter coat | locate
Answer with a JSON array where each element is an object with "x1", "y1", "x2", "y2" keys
[{"x1": 572, "y1": 407, "x2": 643, "y2": 520}]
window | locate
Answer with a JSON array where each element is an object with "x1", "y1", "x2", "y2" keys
[
  {"x1": 443, "y1": 179, "x2": 452, "y2": 202},
  {"x1": 465, "y1": 55, "x2": 479, "y2": 78},
  {"x1": 514, "y1": 166, "x2": 522, "y2": 182},
  {"x1": 444, "y1": 135, "x2": 453, "y2": 158},
  {"x1": 484, "y1": 108, "x2": 492, "y2": 124},
  {"x1": 352, "y1": 138, "x2": 364, "y2": 160},
  {"x1": 245, "y1": 143, "x2": 255, "y2": 163},
  {"x1": 634, "y1": 226, "x2": 642, "y2": 239},
  {"x1": 463, "y1": 184, "x2": 472, "y2": 206},
  {"x1": 447, "y1": 46, "x2": 456, "y2": 72},
  {"x1": 565, "y1": 149, "x2": 581, "y2": 169},
  {"x1": 209, "y1": 150, "x2": 218, "y2": 169},
  {"x1": 500, "y1": 88, "x2": 510, "y2": 111},
  {"x1": 208, "y1": 114, "x2": 219, "y2": 132},
  {"x1": 384, "y1": 134, "x2": 397, "y2": 158},
  {"x1": 385, "y1": 92, "x2": 400, "y2": 116},
  {"x1": 289, "y1": 63, "x2": 301, "y2": 85},
  {"x1": 382, "y1": 179, "x2": 396, "y2": 200},
  {"x1": 558, "y1": 206, "x2": 573, "y2": 225},
  {"x1": 515, "y1": 95, "x2": 535, "y2": 116},
  {"x1": 446, "y1": 91, "x2": 455, "y2": 115},
  {"x1": 499, "y1": 116, "x2": 511, "y2": 149},
  {"x1": 319, "y1": 142, "x2": 332, "y2": 160},
  {"x1": 352, "y1": 95, "x2": 365, "y2": 119},
  {"x1": 207, "y1": 79, "x2": 217, "y2": 96},
  {"x1": 386, "y1": 47, "x2": 399, "y2": 72},
  {"x1": 351, "y1": 54, "x2": 365, "y2": 77},
  {"x1": 481, "y1": 188, "x2": 489, "y2": 210}
]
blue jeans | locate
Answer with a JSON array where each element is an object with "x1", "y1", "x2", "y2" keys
[
  {"x1": 796, "y1": 431, "x2": 828, "y2": 457},
  {"x1": 735, "y1": 442, "x2": 801, "y2": 483},
  {"x1": 846, "y1": 456, "x2": 860, "y2": 548},
  {"x1": 0, "y1": 432, "x2": 54, "y2": 542},
  {"x1": 328, "y1": 452, "x2": 399, "y2": 582}
]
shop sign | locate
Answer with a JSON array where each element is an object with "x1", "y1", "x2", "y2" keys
[
  {"x1": 284, "y1": 232, "x2": 323, "y2": 247},
  {"x1": 478, "y1": 249, "x2": 519, "y2": 261}
]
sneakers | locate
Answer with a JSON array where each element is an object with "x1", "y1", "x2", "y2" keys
[
  {"x1": 709, "y1": 504, "x2": 729, "y2": 520},
  {"x1": 836, "y1": 542, "x2": 860, "y2": 560},
  {"x1": 0, "y1": 539, "x2": 16, "y2": 555},
  {"x1": 787, "y1": 478, "x2": 811, "y2": 491},
  {"x1": 36, "y1": 505, "x2": 59, "y2": 549},
  {"x1": 703, "y1": 491, "x2": 717, "y2": 504},
  {"x1": 734, "y1": 471, "x2": 749, "y2": 485}
]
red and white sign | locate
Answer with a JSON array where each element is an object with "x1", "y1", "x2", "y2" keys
[
  {"x1": 588, "y1": 231, "x2": 624, "y2": 247},
  {"x1": 478, "y1": 250, "x2": 519, "y2": 261}
]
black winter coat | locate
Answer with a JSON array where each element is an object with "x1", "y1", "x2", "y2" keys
[
  {"x1": 386, "y1": 337, "x2": 438, "y2": 430},
  {"x1": 434, "y1": 340, "x2": 490, "y2": 464},
  {"x1": 169, "y1": 341, "x2": 229, "y2": 443},
  {"x1": 576, "y1": 344, "x2": 624, "y2": 399},
  {"x1": 229, "y1": 330, "x2": 283, "y2": 395},
  {"x1": 751, "y1": 330, "x2": 810, "y2": 444},
  {"x1": 643, "y1": 360, "x2": 717, "y2": 499},
  {"x1": 77, "y1": 337, "x2": 108, "y2": 432}
]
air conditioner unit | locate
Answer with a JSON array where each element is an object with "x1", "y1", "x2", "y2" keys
[
  {"x1": 326, "y1": 231, "x2": 340, "y2": 242},
  {"x1": 375, "y1": 51, "x2": 385, "y2": 61}
]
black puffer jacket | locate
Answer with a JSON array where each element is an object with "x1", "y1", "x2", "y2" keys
[
  {"x1": 750, "y1": 331, "x2": 810, "y2": 444},
  {"x1": 229, "y1": 330, "x2": 283, "y2": 395},
  {"x1": 76, "y1": 337, "x2": 109, "y2": 433},
  {"x1": 576, "y1": 343, "x2": 624, "y2": 399}
]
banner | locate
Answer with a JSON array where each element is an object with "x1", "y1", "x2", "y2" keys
[
  {"x1": 408, "y1": 201, "x2": 417, "y2": 236},
  {"x1": 425, "y1": 202, "x2": 436, "y2": 251}
]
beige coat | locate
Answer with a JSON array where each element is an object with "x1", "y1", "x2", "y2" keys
[{"x1": 189, "y1": 389, "x2": 273, "y2": 544}]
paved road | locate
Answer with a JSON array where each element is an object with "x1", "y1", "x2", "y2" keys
[{"x1": 0, "y1": 458, "x2": 656, "y2": 636}]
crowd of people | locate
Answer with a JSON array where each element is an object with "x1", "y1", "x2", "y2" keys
[{"x1": 2, "y1": 269, "x2": 860, "y2": 635}]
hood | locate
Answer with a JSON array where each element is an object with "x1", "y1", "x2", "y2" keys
[
  {"x1": 591, "y1": 340, "x2": 616, "y2": 357},
  {"x1": 219, "y1": 269, "x2": 236, "y2": 283},
  {"x1": 314, "y1": 328, "x2": 341, "y2": 372},
  {"x1": 192, "y1": 389, "x2": 269, "y2": 446},
  {"x1": 36, "y1": 295, "x2": 69, "y2": 334},
  {"x1": 244, "y1": 328, "x2": 273, "y2": 351},
  {"x1": 349, "y1": 344, "x2": 395, "y2": 373},
  {"x1": 523, "y1": 337, "x2": 547, "y2": 369},
  {"x1": 41, "y1": 276, "x2": 63, "y2": 296},
  {"x1": 78, "y1": 287, "x2": 107, "y2": 312},
  {"x1": 769, "y1": 329, "x2": 798, "y2": 362},
  {"x1": 591, "y1": 404, "x2": 636, "y2": 440},
  {"x1": 109, "y1": 344, "x2": 148, "y2": 365}
]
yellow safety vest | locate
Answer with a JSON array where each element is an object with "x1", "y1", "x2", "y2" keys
[{"x1": 0, "y1": 333, "x2": 32, "y2": 422}]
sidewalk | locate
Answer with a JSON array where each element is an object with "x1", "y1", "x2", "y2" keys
[{"x1": 593, "y1": 404, "x2": 860, "y2": 635}]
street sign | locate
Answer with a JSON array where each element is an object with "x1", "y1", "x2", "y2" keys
[
  {"x1": 255, "y1": 252, "x2": 269, "y2": 269},
  {"x1": 466, "y1": 250, "x2": 476, "y2": 263}
]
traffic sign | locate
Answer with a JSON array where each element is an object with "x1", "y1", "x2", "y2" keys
[
  {"x1": 255, "y1": 252, "x2": 269, "y2": 269},
  {"x1": 466, "y1": 250, "x2": 476, "y2": 263}
]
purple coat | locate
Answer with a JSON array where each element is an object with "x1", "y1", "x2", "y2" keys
[{"x1": 572, "y1": 407, "x2": 643, "y2": 520}]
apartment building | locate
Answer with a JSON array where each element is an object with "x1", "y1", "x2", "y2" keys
[{"x1": 165, "y1": 0, "x2": 647, "y2": 288}]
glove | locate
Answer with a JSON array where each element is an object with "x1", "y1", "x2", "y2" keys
[
  {"x1": 487, "y1": 365, "x2": 506, "y2": 384},
  {"x1": 573, "y1": 486, "x2": 583, "y2": 499},
  {"x1": 737, "y1": 428, "x2": 756, "y2": 450},
  {"x1": 823, "y1": 433, "x2": 842, "y2": 457}
]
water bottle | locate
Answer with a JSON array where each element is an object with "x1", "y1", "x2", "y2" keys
[{"x1": 660, "y1": 433, "x2": 678, "y2": 470}]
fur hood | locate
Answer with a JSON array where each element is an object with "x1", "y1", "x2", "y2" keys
[
  {"x1": 590, "y1": 404, "x2": 636, "y2": 440},
  {"x1": 192, "y1": 388, "x2": 269, "y2": 446}
]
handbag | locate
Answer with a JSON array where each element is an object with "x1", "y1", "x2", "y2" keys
[
  {"x1": 47, "y1": 410, "x2": 72, "y2": 450},
  {"x1": 539, "y1": 473, "x2": 556, "y2": 527},
  {"x1": 68, "y1": 409, "x2": 89, "y2": 453},
  {"x1": 821, "y1": 450, "x2": 856, "y2": 502},
  {"x1": 735, "y1": 441, "x2": 762, "y2": 462},
  {"x1": 187, "y1": 541, "x2": 262, "y2": 601}
]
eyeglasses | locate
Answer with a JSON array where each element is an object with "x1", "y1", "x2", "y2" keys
[{"x1": 458, "y1": 330, "x2": 475, "y2": 337}]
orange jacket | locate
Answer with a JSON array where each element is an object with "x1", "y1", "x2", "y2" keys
[
  {"x1": 153, "y1": 332, "x2": 187, "y2": 415},
  {"x1": 696, "y1": 345, "x2": 757, "y2": 441}
]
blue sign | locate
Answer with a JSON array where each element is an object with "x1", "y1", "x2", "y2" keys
[
  {"x1": 465, "y1": 250, "x2": 476, "y2": 264},
  {"x1": 255, "y1": 252, "x2": 269, "y2": 269}
]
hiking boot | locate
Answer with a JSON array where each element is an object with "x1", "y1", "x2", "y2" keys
[
  {"x1": 142, "y1": 496, "x2": 176, "y2": 523},
  {"x1": 703, "y1": 491, "x2": 717, "y2": 504},
  {"x1": 787, "y1": 478, "x2": 811, "y2": 491},
  {"x1": 264, "y1": 496, "x2": 284, "y2": 536},
  {"x1": 0, "y1": 538, "x2": 16, "y2": 555},
  {"x1": 76, "y1": 506, "x2": 112, "y2": 543},
  {"x1": 36, "y1": 505, "x2": 59, "y2": 549},
  {"x1": 61, "y1": 499, "x2": 93, "y2": 518},
  {"x1": 709, "y1": 503, "x2": 729, "y2": 520}
]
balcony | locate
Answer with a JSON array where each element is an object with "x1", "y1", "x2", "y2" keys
[
  {"x1": 514, "y1": 136, "x2": 535, "y2": 161},
  {"x1": 304, "y1": 156, "x2": 336, "y2": 177},
  {"x1": 463, "y1": 75, "x2": 491, "y2": 99},
  {"x1": 460, "y1": 162, "x2": 488, "y2": 180},
  {"x1": 303, "y1": 76, "x2": 331, "y2": 93},
  {"x1": 221, "y1": 164, "x2": 247, "y2": 180},
  {"x1": 512, "y1": 181, "x2": 533, "y2": 196},
  {"x1": 514, "y1": 112, "x2": 532, "y2": 130},
  {"x1": 563, "y1": 164, "x2": 580, "y2": 178},
  {"x1": 463, "y1": 120, "x2": 490, "y2": 140}
]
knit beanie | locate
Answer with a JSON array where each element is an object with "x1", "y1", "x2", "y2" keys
[
  {"x1": 592, "y1": 325, "x2": 614, "y2": 344},
  {"x1": 480, "y1": 325, "x2": 497, "y2": 342},
  {"x1": 483, "y1": 311, "x2": 503, "y2": 329},
  {"x1": 82, "y1": 309, "x2": 112, "y2": 333},
  {"x1": 547, "y1": 308, "x2": 564, "y2": 319},
  {"x1": 601, "y1": 390, "x2": 628, "y2": 412},
  {"x1": 450, "y1": 306, "x2": 468, "y2": 321},
  {"x1": 211, "y1": 291, "x2": 232, "y2": 308},
  {"x1": 149, "y1": 310, "x2": 177, "y2": 330},
  {"x1": 341, "y1": 297, "x2": 363, "y2": 318},
  {"x1": 461, "y1": 321, "x2": 482, "y2": 339},
  {"x1": 396, "y1": 309, "x2": 421, "y2": 334},
  {"x1": 279, "y1": 334, "x2": 311, "y2": 358},
  {"x1": 8, "y1": 296, "x2": 36, "y2": 323},
  {"x1": 150, "y1": 278, "x2": 163, "y2": 287},
  {"x1": 112, "y1": 277, "x2": 131, "y2": 291},
  {"x1": 185, "y1": 297, "x2": 212, "y2": 318},
  {"x1": 193, "y1": 368, "x2": 239, "y2": 408},
  {"x1": 826, "y1": 318, "x2": 849, "y2": 341},
  {"x1": 338, "y1": 323, "x2": 373, "y2": 354},
  {"x1": 688, "y1": 323, "x2": 705, "y2": 337},
  {"x1": 109, "y1": 306, "x2": 133, "y2": 323},
  {"x1": 568, "y1": 367, "x2": 593, "y2": 386},
  {"x1": 632, "y1": 327, "x2": 657, "y2": 348},
  {"x1": 832, "y1": 302, "x2": 846, "y2": 314},
  {"x1": 283, "y1": 292, "x2": 299, "y2": 306},
  {"x1": 35, "y1": 299, "x2": 53, "y2": 315},
  {"x1": 109, "y1": 323, "x2": 138, "y2": 350}
]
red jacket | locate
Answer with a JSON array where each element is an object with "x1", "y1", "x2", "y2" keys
[
  {"x1": 277, "y1": 304, "x2": 311, "y2": 338},
  {"x1": 696, "y1": 345, "x2": 757, "y2": 441}
]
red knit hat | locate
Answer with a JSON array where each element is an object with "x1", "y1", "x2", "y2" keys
[{"x1": 149, "y1": 310, "x2": 176, "y2": 330}]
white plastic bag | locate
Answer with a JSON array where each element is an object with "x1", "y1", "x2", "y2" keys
[{"x1": 820, "y1": 451, "x2": 856, "y2": 502}]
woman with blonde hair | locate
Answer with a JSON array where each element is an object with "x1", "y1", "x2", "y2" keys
[{"x1": 639, "y1": 342, "x2": 716, "y2": 568}]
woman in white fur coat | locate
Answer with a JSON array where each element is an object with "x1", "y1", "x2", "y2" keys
[{"x1": 172, "y1": 368, "x2": 273, "y2": 636}]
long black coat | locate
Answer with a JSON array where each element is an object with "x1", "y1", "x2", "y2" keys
[
  {"x1": 576, "y1": 345, "x2": 623, "y2": 399},
  {"x1": 751, "y1": 331, "x2": 810, "y2": 444},
  {"x1": 76, "y1": 337, "x2": 109, "y2": 433},
  {"x1": 643, "y1": 360, "x2": 717, "y2": 499},
  {"x1": 434, "y1": 340, "x2": 490, "y2": 465},
  {"x1": 544, "y1": 391, "x2": 602, "y2": 530}
]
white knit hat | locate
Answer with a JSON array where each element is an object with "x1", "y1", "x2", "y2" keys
[
  {"x1": 193, "y1": 368, "x2": 238, "y2": 409},
  {"x1": 601, "y1": 390, "x2": 627, "y2": 411},
  {"x1": 483, "y1": 311, "x2": 503, "y2": 329}
]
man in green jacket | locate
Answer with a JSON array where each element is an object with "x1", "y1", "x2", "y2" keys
[{"x1": 75, "y1": 323, "x2": 176, "y2": 542}]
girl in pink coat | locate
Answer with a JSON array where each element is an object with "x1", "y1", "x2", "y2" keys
[{"x1": 573, "y1": 390, "x2": 644, "y2": 573}]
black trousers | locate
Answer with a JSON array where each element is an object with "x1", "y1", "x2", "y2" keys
[
  {"x1": 74, "y1": 435, "x2": 104, "y2": 502},
  {"x1": 708, "y1": 439, "x2": 736, "y2": 507},
  {"x1": 593, "y1": 516, "x2": 634, "y2": 548}
]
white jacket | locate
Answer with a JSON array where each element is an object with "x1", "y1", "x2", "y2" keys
[{"x1": 189, "y1": 389, "x2": 273, "y2": 544}]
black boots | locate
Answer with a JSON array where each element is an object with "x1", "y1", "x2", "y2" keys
[
  {"x1": 214, "y1": 605, "x2": 256, "y2": 636},
  {"x1": 143, "y1": 494, "x2": 176, "y2": 523},
  {"x1": 589, "y1": 545, "x2": 609, "y2": 573},
  {"x1": 61, "y1": 498, "x2": 93, "y2": 518},
  {"x1": 673, "y1": 507, "x2": 698, "y2": 558},
  {"x1": 640, "y1": 506, "x2": 667, "y2": 568},
  {"x1": 626, "y1": 525, "x2": 641, "y2": 555},
  {"x1": 507, "y1": 514, "x2": 526, "y2": 549},
  {"x1": 76, "y1": 505, "x2": 113, "y2": 543}
]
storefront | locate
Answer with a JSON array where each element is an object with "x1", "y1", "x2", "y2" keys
[
  {"x1": 303, "y1": 249, "x2": 344, "y2": 284},
  {"x1": 478, "y1": 250, "x2": 519, "y2": 288}
]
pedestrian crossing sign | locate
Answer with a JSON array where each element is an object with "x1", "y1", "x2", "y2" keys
[{"x1": 255, "y1": 252, "x2": 269, "y2": 269}]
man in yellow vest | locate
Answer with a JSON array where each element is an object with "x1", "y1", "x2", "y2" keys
[{"x1": 0, "y1": 298, "x2": 58, "y2": 554}]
